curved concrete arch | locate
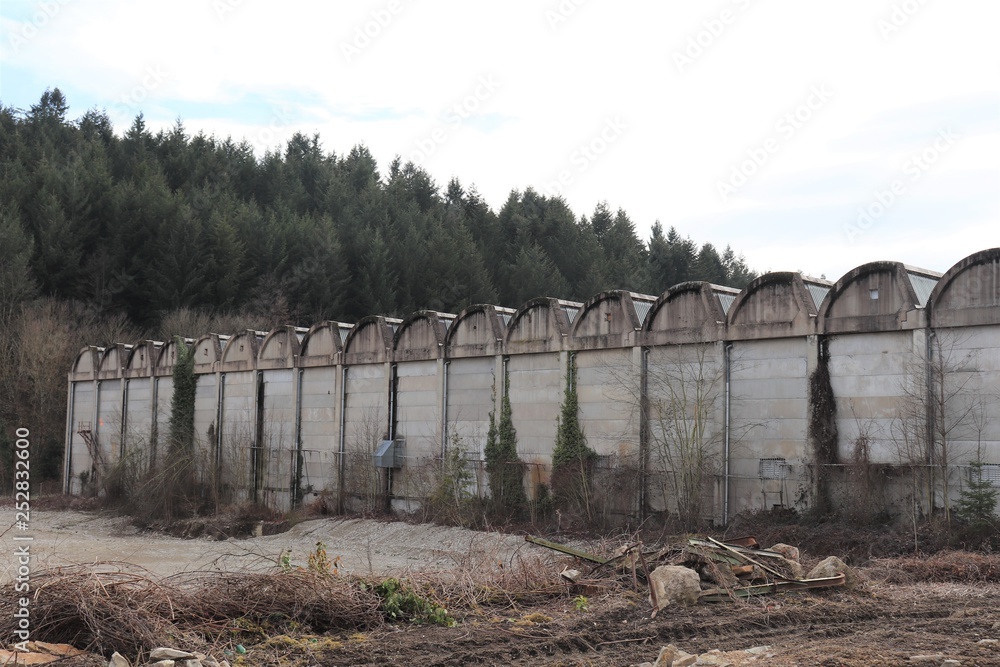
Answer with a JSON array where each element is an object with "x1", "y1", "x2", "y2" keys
[
  {"x1": 342, "y1": 315, "x2": 401, "y2": 365},
  {"x1": 644, "y1": 281, "x2": 736, "y2": 344},
  {"x1": 569, "y1": 290, "x2": 654, "y2": 350},
  {"x1": 393, "y1": 310, "x2": 456, "y2": 361},
  {"x1": 726, "y1": 272, "x2": 831, "y2": 339},
  {"x1": 124, "y1": 340, "x2": 162, "y2": 378},
  {"x1": 71, "y1": 346, "x2": 104, "y2": 379},
  {"x1": 818, "y1": 261, "x2": 939, "y2": 334},
  {"x1": 504, "y1": 296, "x2": 581, "y2": 354},
  {"x1": 444, "y1": 304, "x2": 515, "y2": 358},
  {"x1": 299, "y1": 321, "x2": 351, "y2": 366},
  {"x1": 258, "y1": 325, "x2": 307, "y2": 369},
  {"x1": 97, "y1": 343, "x2": 132, "y2": 380},
  {"x1": 220, "y1": 330, "x2": 266, "y2": 372},
  {"x1": 929, "y1": 247, "x2": 1000, "y2": 328}
]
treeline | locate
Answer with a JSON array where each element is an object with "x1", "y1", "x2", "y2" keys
[{"x1": 0, "y1": 87, "x2": 756, "y2": 484}]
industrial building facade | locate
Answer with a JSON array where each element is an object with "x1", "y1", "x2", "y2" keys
[{"x1": 64, "y1": 248, "x2": 1000, "y2": 523}]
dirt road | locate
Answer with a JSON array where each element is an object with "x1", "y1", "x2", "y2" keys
[{"x1": 0, "y1": 509, "x2": 539, "y2": 582}]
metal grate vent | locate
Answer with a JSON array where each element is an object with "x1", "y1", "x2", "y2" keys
[
  {"x1": 968, "y1": 463, "x2": 1000, "y2": 486},
  {"x1": 759, "y1": 457, "x2": 790, "y2": 480}
]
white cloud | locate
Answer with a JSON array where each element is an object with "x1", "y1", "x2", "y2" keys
[{"x1": 1, "y1": 0, "x2": 997, "y2": 281}]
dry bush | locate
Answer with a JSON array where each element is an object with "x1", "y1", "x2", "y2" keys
[
  {"x1": 868, "y1": 550, "x2": 1000, "y2": 584},
  {"x1": 182, "y1": 570, "x2": 384, "y2": 633},
  {"x1": 407, "y1": 538, "x2": 571, "y2": 611}
]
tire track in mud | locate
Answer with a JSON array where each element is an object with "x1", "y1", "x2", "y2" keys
[{"x1": 318, "y1": 591, "x2": 999, "y2": 667}]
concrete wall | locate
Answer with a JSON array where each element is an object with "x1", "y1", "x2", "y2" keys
[{"x1": 65, "y1": 248, "x2": 1000, "y2": 523}]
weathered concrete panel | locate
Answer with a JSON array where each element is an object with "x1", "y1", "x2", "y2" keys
[
  {"x1": 260, "y1": 369, "x2": 295, "y2": 510},
  {"x1": 299, "y1": 366, "x2": 338, "y2": 501},
  {"x1": 507, "y1": 353, "x2": 562, "y2": 463},
  {"x1": 124, "y1": 378, "x2": 153, "y2": 455},
  {"x1": 220, "y1": 371, "x2": 256, "y2": 498},
  {"x1": 342, "y1": 363, "x2": 388, "y2": 510},
  {"x1": 66, "y1": 382, "x2": 96, "y2": 494},
  {"x1": 192, "y1": 374, "x2": 218, "y2": 483},
  {"x1": 446, "y1": 357, "x2": 496, "y2": 459},
  {"x1": 396, "y1": 360, "x2": 440, "y2": 458},
  {"x1": 829, "y1": 331, "x2": 917, "y2": 464},
  {"x1": 152, "y1": 376, "x2": 173, "y2": 470},
  {"x1": 576, "y1": 349, "x2": 640, "y2": 457},
  {"x1": 96, "y1": 379, "x2": 123, "y2": 468}
]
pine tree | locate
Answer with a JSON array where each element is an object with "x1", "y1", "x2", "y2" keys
[
  {"x1": 551, "y1": 356, "x2": 596, "y2": 516},
  {"x1": 955, "y1": 461, "x2": 999, "y2": 534},
  {"x1": 485, "y1": 373, "x2": 526, "y2": 513}
]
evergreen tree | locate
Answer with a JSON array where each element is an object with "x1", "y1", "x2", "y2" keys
[
  {"x1": 551, "y1": 356, "x2": 596, "y2": 517},
  {"x1": 485, "y1": 373, "x2": 526, "y2": 513},
  {"x1": 0, "y1": 207, "x2": 36, "y2": 324},
  {"x1": 956, "y1": 461, "x2": 999, "y2": 534}
]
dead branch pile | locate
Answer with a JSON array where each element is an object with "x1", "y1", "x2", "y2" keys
[
  {"x1": 0, "y1": 563, "x2": 383, "y2": 656},
  {"x1": 179, "y1": 570, "x2": 383, "y2": 632},
  {"x1": 0, "y1": 565, "x2": 174, "y2": 656},
  {"x1": 409, "y1": 543, "x2": 572, "y2": 610},
  {"x1": 870, "y1": 550, "x2": 1000, "y2": 584}
]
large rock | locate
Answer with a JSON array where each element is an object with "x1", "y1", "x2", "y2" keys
[
  {"x1": 780, "y1": 557, "x2": 805, "y2": 580},
  {"x1": 807, "y1": 556, "x2": 862, "y2": 589},
  {"x1": 150, "y1": 649, "x2": 195, "y2": 661},
  {"x1": 649, "y1": 565, "x2": 701, "y2": 610},
  {"x1": 769, "y1": 543, "x2": 800, "y2": 561},
  {"x1": 653, "y1": 644, "x2": 697, "y2": 667}
]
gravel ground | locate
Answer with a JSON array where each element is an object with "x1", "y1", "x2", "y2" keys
[{"x1": 0, "y1": 508, "x2": 542, "y2": 583}]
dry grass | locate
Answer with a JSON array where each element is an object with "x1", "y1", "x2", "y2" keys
[
  {"x1": 867, "y1": 550, "x2": 1000, "y2": 584},
  {"x1": 407, "y1": 538, "x2": 586, "y2": 612}
]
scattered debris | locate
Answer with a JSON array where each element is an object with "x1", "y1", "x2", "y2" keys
[
  {"x1": 0, "y1": 641, "x2": 87, "y2": 665},
  {"x1": 527, "y1": 533, "x2": 852, "y2": 613}
]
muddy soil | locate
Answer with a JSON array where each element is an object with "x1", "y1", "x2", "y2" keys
[{"x1": 305, "y1": 582, "x2": 1000, "y2": 667}]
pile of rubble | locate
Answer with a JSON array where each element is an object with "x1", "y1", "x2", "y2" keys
[
  {"x1": 527, "y1": 534, "x2": 861, "y2": 613},
  {"x1": 108, "y1": 647, "x2": 232, "y2": 667}
]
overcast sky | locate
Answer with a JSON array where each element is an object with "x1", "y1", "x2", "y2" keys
[{"x1": 1, "y1": 0, "x2": 997, "y2": 282}]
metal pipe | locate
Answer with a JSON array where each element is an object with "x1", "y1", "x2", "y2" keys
[
  {"x1": 293, "y1": 367, "x2": 304, "y2": 508},
  {"x1": 64, "y1": 381, "x2": 76, "y2": 494},
  {"x1": 338, "y1": 365, "x2": 348, "y2": 513},
  {"x1": 120, "y1": 378, "x2": 128, "y2": 458},
  {"x1": 639, "y1": 346, "x2": 649, "y2": 521},
  {"x1": 388, "y1": 363, "x2": 398, "y2": 440},
  {"x1": 216, "y1": 373, "x2": 226, "y2": 473},
  {"x1": 441, "y1": 360, "x2": 450, "y2": 458},
  {"x1": 724, "y1": 342, "x2": 733, "y2": 525}
]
